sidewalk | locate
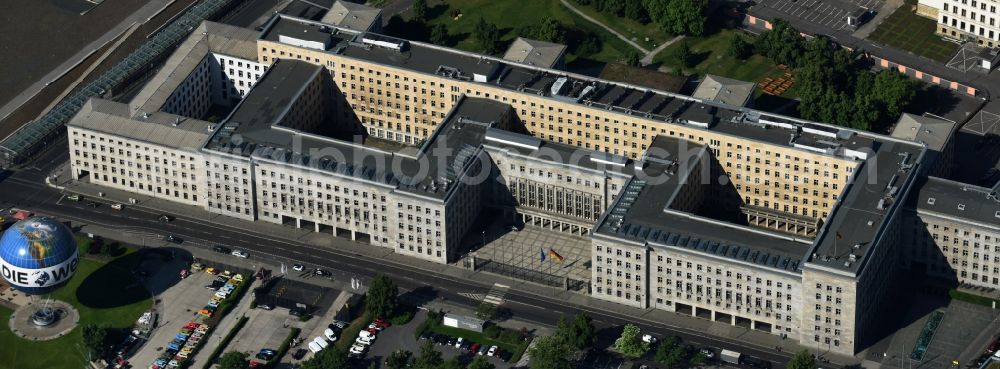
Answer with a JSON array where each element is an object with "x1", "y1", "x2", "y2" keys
[{"x1": 52, "y1": 173, "x2": 858, "y2": 367}]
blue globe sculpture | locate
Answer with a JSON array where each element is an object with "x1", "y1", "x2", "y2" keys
[{"x1": 0, "y1": 217, "x2": 79, "y2": 294}]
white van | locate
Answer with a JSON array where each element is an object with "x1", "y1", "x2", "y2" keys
[{"x1": 308, "y1": 341, "x2": 323, "y2": 353}]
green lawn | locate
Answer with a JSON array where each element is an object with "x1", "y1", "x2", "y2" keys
[
  {"x1": 0, "y1": 255, "x2": 151, "y2": 369},
  {"x1": 569, "y1": 2, "x2": 667, "y2": 49},
  {"x1": 653, "y1": 29, "x2": 801, "y2": 100},
  {"x1": 412, "y1": 0, "x2": 633, "y2": 65},
  {"x1": 869, "y1": 7, "x2": 959, "y2": 63}
]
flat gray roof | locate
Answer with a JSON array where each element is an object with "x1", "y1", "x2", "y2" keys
[
  {"x1": 807, "y1": 140, "x2": 923, "y2": 275},
  {"x1": 890, "y1": 113, "x2": 956, "y2": 152},
  {"x1": 319, "y1": 0, "x2": 381, "y2": 31},
  {"x1": 593, "y1": 135, "x2": 810, "y2": 273},
  {"x1": 502, "y1": 37, "x2": 567, "y2": 68},
  {"x1": 913, "y1": 176, "x2": 1000, "y2": 229},
  {"x1": 70, "y1": 99, "x2": 212, "y2": 150},
  {"x1": 692, "y1": 74, "x2": 756, "y2": 107}
]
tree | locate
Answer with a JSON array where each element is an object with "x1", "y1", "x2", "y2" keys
[
  {"x1": 366, "y1": 274, "x2": 399, "y2": 319},
  {"x1": 441, "y1": 357, "x2": 464, "y2": 369},
  {"x1": 300, "y1": 348, "x2": 349, "y2": 369},
  {"x1": 413, "y1": 340, "x2": 444, "y2": 369},
  {"x1": 728, "y1": 34, "x2": 752, "y2": 60},
  {"x1": 412, "y1": 0, "x2": 428, "y2": 22},
  {"x1": 556, "y1": 313, "x2": 596, "y2": 350},
  {"x1": 474, "y1": 17, "x2": 502, "y2": 55},
  {"x1": 654, "y1": 336, "x2": 689, "y2": 368},
  {"x1": 624, "y1": 0, "x2": 651, "y2": 24},
  {"x1": 528, "y1": 335, "x2": 574, "y2": 369},
  {"x1": 475, "y1": 302, "x2": 498, "y2": 320},
  {"x1": 82, "y1": 324, "x2": 109, "y2": 360},
  {"x1": 468, "y1": 355, "x2": 497, "y2": 369},
  {"x1": 218, "y1": 352, "x2": 250, "y2": 369},
  {"x1": 430, "y1": 24, "x2": 449, "y2": 45},
  {"x1": 755, "y1": 19, "x2": 805, "y2": 67},
  {"x1": 624, "y1": 50, "x2": 641, "y2": 67},
  {"x1": 673, "y1": 41, "x2": 695, "y2": 69},
  {"x1": 646, "y1": 0, "x2": 707, "y2": 36},
  {"x1": 787, "y1": 350, "x2": 817, "y2": 369},
  {"x1": 385, "y1": 350, "x2": 412, "y2": 369},
  {"x1": 614, "y1": 323, "x2": 649, "y2": 357}
]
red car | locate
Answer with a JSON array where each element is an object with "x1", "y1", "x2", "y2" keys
[
  {"x1": 988, "y1": 336, "x2": 1000, "y2": 353},
  {"x1": 468, "y1": 343, "x2": 480, "y2": 353},
  {"x1": 373, "y1": 318, "x2": 391, "y2": 328},
  {"x1": 367, "y1": 327, "x2": 380, "y2": 336}
]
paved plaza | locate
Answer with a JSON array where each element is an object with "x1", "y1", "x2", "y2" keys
[
  {"x1": 475, "y1": 223, "x2": 592, "y2": 283},
  {"x1": 226, "y1": 307, "x2": 299, "y2": 359}
]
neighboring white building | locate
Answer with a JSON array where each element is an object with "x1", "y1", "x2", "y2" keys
[{"x1": 918, "y1": 0, "x2": 1000, "y2": 48}]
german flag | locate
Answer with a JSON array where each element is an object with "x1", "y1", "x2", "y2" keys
[{"x1": 548, "y1": 249, "x2": 564, "y2": 262}]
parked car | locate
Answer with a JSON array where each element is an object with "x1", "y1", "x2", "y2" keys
[
  {"x1": 314, "y1": 268, "x2": 332, "y2": 277},
  {"x1": 111, "y1": 203, "x2": 124, "y2": 210},
  {"x1": 164, "y1": 235, "x2": 182, "y2": 244},
  {"x1": 291, "y1": 348, "x2": 307, "y2": 360},
  {"x1": 446, "y1": 336, "x2": 457, "y2": 346},
  {"x1": 487, "y1": 345, "x2": 498, "y2": 357},
  {"x1": 292, "y1": 264, "x2": 305, "y2": 271},
  {"x1": 454, "y1": 337, "x2": 464, "y2": 348},
  {"x1": 313, "y1": 337, "x2": 329, "y2": 349},
  {"x1": 213, "y1": 246, "x2": 232, "y2": 254},
  {"x1": 308, "y1": 341, "x2": 323, "y2": 354},
  {"x1": 699, "y1": 348, "x2": 717, "y2": 361},
  {"x1": 349, "y1": 344, "x2": 366, "y2": 355},
  {"x1": 256, "y1": 304, "x2": 273, "y2": 310},
  {"x1": 367, "y1": 324, "x2": 383, "y2": 331},
  {"x1": 373, "y1": 318, "x2": 391, "y2": 328},
  {"x1": 158, "y1": 214, "x2": 173, "y2": 222},
  {"x1": 477, "y1": 345, "x2": 489, "y2": 355},
  {"x1": 459, "y1": 340, "x2": 472, "y2": 350},
  {"x1": 66, "y1": 194, "x2": 81, "y2": 201},
  {"x1": 331, "y1": 320, "x2": 348, "y2": 329},
  {"x1": 231, "y1": 250, "x2": 249, "y2": 258},
  {"x1": 418, "y1": 331, "x2": 433, "y2": 340},
  {"x1": 642, "y1": 334, "x2": 658, "y2": 344},
  {"x1": 355, "y1": 336, "x2": 374, "y2": 345},
  {"x1": 433, "y1": 334, "x2": 448, "y2": 345},
  {"x1": 324, "y1": 328, "x2": 339, "y2": 341},
  {"x1": 358, "y1": 330, "x2": 375, "y2": 339},
  {"x1": 256, "y1": 349, "x2": 277, "y2": 361},
  {"x1": 468, "y1": 343, "x2": 481, "y2": 353},
  {"x1": 289, "y1": 307, "x2": 307, "y2": 317}
]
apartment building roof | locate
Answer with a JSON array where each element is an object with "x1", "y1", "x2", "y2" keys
[
  {"x1": 692, "y1": 74, "x2": 756, "y2": 107},
  {"x1": 913, "y1": 176, "x2": 1000, "y2": 229},
  {"x1": 890, "y1": 113, "x2": 957, "y2": 152},
  {"x1": 319, "y1": 1, "x2": 381, "y2": 31},
  {"x1": 69, "y1": 99, "x2": 213, "y2": 150},
  {"x1": 591, "y1": 135, "x2": 810, "y2": 273},
  {"x1": 130, "y1": 21, "x2": 260, "y2": 115},
  {"x1": 502, "y1": 37, "x2": 567, "y2": 68}
]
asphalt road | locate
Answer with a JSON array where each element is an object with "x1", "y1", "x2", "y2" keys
[{"x1": 0, "y1": 142, "x2": 811, "y2": 369}]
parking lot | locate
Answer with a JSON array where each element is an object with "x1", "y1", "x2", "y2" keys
[
  {"x1": 753, "y1": 0, "x2": 883, "y2": 31},
  {"x1": 357, "y1": 309, "x2": 515, "y2": 368},
  {"x1": 129, "y1": 265, "x2": 226, "y2": 367},
  {"x1": 225, "y1": 307, "x2": 300, "y2": 363}
]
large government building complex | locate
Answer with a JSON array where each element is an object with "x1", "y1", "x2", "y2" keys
[{"x1": 66, "y1": 6, "x2": 1000, "y2": 356}]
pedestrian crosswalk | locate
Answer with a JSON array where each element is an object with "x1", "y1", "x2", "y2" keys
[{"x1": 483, "y1": 283, "x2": 509, "y2": 305}]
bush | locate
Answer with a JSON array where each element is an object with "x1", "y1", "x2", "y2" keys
[
  {"x1": 270, "y1": 327, "x2": 301, "y2": 367},
  {"x1": 391, "y1": 310, "x2": 414, "y2": 326},
  {"x1": 413, "y1": 310, "x2": 443, "y2": 339},
  {"x1": 484, "y1": 323, "x2": 501, "y2": 339}
]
